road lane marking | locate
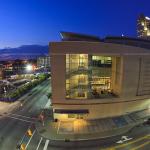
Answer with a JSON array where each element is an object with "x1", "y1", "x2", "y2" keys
[
  {"x1": 36, "y1": 137, "x2": 43, "y2": 150},
  {"x1": 57, "y1": 121, "x2": 61, "y2": 134},
  {"x1": 17, "y1": 131, "x2": 28, "y2": 148},
  {"x1": 43, "y1": 139, "x2": 50, "y2": 150},
  {"x1": 7, "y1": 115, "x2": 33, "y2": 123},
  {"x1": 130, "y1": 141, "x2": 150, "y2": 150},
  {"x1": 107, "y1": 134, "x2": 150, "y2": 150},
  {"x1": 25, "y1": 130, "x2": 36, "y2": 149},
  {"x1": 116, "y1": 136, "x2": 133, "y2": 144},
  {"x1": 10, "y1": 113, "x2": 36, "y2": 120}
]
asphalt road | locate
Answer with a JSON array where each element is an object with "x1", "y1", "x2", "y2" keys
[
  {"x1": 0, "y1": 79, "x2": 51, "y2": 150},
  {"x1": 0, "y1": 78, "x2": 150, "y2": 150},
  {"x1": 21, "y1": 123, "x2": 150, "y2": 150}
]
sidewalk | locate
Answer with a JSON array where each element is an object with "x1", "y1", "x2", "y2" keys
[
  {"x1": 36, "y1": 109, "x2": 150, "y2": 141},
  {"x1": 0, "y1": 101, "x2": 20, "y2": 116},
  {"x1": 0, "y1": 86, "x2": 37, "y2": 117}
]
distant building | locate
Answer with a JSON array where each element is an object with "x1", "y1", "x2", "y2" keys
[
  {"x1": 37, "y1": 56, "x2": 50, "y2": 70},
  {"x1": 50, "y1": 32, "x2": 150, "y2": 120},
  {"x1": 0, "y1": 59, "x2": 37, "y2": 78},
  {"x1": 137, "y1": 14, "x2": 150, "y2": 38},
  {"x1": 0, "y1": 64, "x2": 4, "y2": 79}
]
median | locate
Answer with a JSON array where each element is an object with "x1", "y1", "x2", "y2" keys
[{"x1": 0, "y1": 73, "x2": 50, "y2": 102}]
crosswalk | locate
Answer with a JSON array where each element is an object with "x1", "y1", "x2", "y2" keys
[
  {"x1": 12, "y1": 117, "x2": 53, "y2": 150},
  {"x1": 36, "y1": 137, "x2": 43, "y2": 150},
  {"x1": 25, "y1": 131, "x2": 52, "y2": 150},
  {"x1": 7, "y1": 113, "x2": 36, "y2": 123}
]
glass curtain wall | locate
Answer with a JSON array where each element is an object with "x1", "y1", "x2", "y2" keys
[{"x1": 66, "y1": 54, "x2": 112, "y2": 99}]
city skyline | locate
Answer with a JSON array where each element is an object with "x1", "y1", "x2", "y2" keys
[{"x1": 0, "y1": 0, "x2": 150, "y2": 48}]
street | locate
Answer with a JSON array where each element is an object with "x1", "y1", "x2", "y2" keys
[
  {"x1": 14, "y1": 124, "x2": 150, "y2": 150},
  {"x1": 0, "y1": 79, "x2": 51, "y2": 150},
  {"x1": 0, "y1": 78, "x2": 150, "y2": 150}
]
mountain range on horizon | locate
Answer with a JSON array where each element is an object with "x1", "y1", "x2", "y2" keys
[{"x1": 0, "y1": 45, "x2": 49, "y2": 61}]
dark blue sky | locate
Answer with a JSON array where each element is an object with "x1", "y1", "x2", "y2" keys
[{"x1": 0, "y1": 0, "x2": 150, "y2": 48}]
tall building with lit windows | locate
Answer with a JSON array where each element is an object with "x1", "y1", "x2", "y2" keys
[
  {"x1": 37, "y1": 56, "x2": 50, "y2": 69},
  {"x1": 137, "y1": 14, "x2": 150, "y2": 38},
  {"x1": 50, "y1": 32, "x2": 150, "y2": 120}
]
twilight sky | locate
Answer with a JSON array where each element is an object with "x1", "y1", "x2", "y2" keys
[{"x1": 0, "y1": 0, "x2": 150, "y2": 48}]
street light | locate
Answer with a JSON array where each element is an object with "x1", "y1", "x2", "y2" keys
[{"x1": 26, "y1": 64, "x2": 32, "y2": 71}]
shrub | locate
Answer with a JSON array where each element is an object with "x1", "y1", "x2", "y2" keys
[
  {"x1": 47, "y1": 92, "x2": 52, "y2": 99},
  {"x1": 1, "y1": 73, "x2": 50, "y2": 102}
]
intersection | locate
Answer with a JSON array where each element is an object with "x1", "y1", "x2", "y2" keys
[{"x1": 0, "y1": 79, "x2": 150, "y2": 150}]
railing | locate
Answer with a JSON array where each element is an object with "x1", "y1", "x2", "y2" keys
[{"x1": 66, "y1": 90, "x2": 118, "y2": 99}]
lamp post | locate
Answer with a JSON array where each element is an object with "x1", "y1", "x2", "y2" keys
[{"x1": 4, "y1": 87, "x2": 7, "y2": 97}]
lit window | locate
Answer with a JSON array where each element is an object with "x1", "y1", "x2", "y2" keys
[
  {"x1": 101, "y1": 60, "x2": 104, "y2": 64},
  {"x1": 141, "y1": 22, "x2": 144, "y2": 26},
  {"x1": 144, "y1": 27, "x2": 148, "y2": 31},
  {"x1": 147, "y1": 31, "x2": 150, "y2": 36},
  {"x1": 78, "y1": 92, "x2": 85, "y2": 97}
]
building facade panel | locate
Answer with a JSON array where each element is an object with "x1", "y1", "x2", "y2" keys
[
  {"x1": 121, "y1": 56, "x2": 140, "y2": 97},
  {"x1": 137, "y1": 57, "x2": 150, "y2": 95},
  {"x1": 51, "y1": 54, "x2": 66, "y2": 102},
  {"x1": 52, "y1": 98, "x2": 150, "y2": 119}
]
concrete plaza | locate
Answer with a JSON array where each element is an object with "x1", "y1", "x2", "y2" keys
[{"x1": 36, "y1": 109, "x2": 150, "y2": 141}]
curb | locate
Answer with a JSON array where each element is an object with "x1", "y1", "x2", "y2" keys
[{"x1": 36, "y1": 125, "x2": 134, "y2": 141}]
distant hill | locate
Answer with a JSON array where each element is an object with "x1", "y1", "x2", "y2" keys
[{"x1": 0, "y1": 45, "x2": 49, "y2": 61}]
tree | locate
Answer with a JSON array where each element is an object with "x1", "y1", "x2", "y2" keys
[{"x1": 47, "y1": 92, "x2": 52, "y2": 99}]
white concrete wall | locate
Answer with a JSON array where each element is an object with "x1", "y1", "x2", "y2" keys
[
  {"x1": 53, "y1": 98, "x2": 150, "y2": 119},
  {"x1": 51, "y1": 54, "x2": 66, "y2": 102},
  {"x1": 121, "y1": 56, "x2": 140, "y2": 97}
]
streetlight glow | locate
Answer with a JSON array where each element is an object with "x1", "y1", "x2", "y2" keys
[{"x1": 26, "y1": 64, "x2": 32, "y2": 71}]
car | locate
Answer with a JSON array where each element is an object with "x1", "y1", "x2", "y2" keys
[{"x1": 143, "y1": 118, "x2": 150, "y2": 125}]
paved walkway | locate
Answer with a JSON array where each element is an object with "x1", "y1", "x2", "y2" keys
[
  {"x1": 36, "y1": 109, "x2": 150, "y2": 141},
  {"x1": 0, "y1": 101, "x2": 20, "y2": 115}
]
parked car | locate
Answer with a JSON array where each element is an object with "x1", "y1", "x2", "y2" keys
[{"x1": 143, "y1": 118, "x2": 150, "y2": 125}]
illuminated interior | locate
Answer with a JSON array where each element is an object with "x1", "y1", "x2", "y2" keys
[
  {"x1": 66, "y1": 54, "x2": 113, "y2": 99},
  {"x1": 138, "y1": 16, "x2": 150, "y2": 37}
]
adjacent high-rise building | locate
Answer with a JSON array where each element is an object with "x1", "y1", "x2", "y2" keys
[{"x1": 137, "y1": 14, "x2": 150, "y2": 38}]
